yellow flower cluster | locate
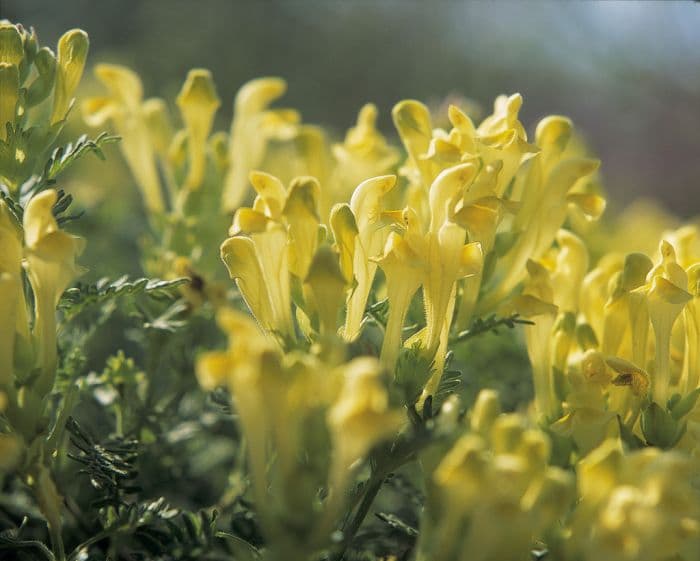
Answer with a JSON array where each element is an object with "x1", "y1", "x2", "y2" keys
[
  {"x1": 516, "y1": 220, "x2": 700, "y2": 454},
  {"x1": 62, "y1": 53, "x2": 700, "y2": 561},
  {"x1": 196, "y1": 309, "x2": 403, "y2": 559},
  {"x1": 417, "y1": 390, "x2": 575, "y2": 561},
  {"x1": 570, "y1": 439, "x2": 700, "y2": 561}
]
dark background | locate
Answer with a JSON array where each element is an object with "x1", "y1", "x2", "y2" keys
[{"x1": 5, "y1": 0, "x2": 700, "y2": 216}]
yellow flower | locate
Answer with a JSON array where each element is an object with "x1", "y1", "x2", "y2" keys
[
  {"x1": 222, "y1": 77, "x2": 299, "y2": 211},
  {"x1": 419, "y1": 403, "x2": 574, "y2": 561},
  {"x1": 423, "y1": 164, "x2": 483, "y2": 354},
  {"x1": 222, "y1": 171, "x2": 322, "y2": 341},
  {"x1": 635, "y1": 241, "x2": 692, "y2": 405},
  {"x1": 332, "y1": 103, "x2": 400, "y2": 205},
  {"x1": 681, "y1": 264, "x2": 700, "y2": 393},
  {"x1": 0, "y1": 199, "x2": 28, "y2": 344},
  {"x1": 327, "y1": 357, "x2": 403, "y2": 484},
  {"x1": 23, "y1": 190, "x2": 85, "y2": 395},
  {"x1": 480, "y1": 116, "x2": 601, "y2": 313},
  {"x1": 304, "y1": 245, "x2": 347, "y2": 335},
  {"x1": 342, "y1": 174, "x2": 397, "y2": 341},
  {"x1": 83, "y1": 64, "x2": 165, "y2": 212},
  {"x1": 50, "y1": 29, "x2": 89, "y2": 124},
  {"x1": 552, "y1": 351, "x2": 618, "y2": 454},
  {"x1": 0, "y1": 60, "x2": 19, "y2": 142},
  {"x1": 373, "y1": 163, "x2": 484, "y2": 396},
  {"x1": 571, "y1": 440, "x2": 700, "y2": 561},
  {"x1": 376, "y1": 224, "x2": 425, "y2": 371},
  {"x1": 513, "y1": 259, "x2": 559, "y2": 419},
  {"x1": 175, "y1": 69, "x2": 221, "y2": 191}
]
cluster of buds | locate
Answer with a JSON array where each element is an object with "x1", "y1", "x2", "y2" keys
[
  {"x1": 0, "y1": 21, "x2": 88, "y2": 191},
  {"x1": 196, "y1": 309, "x2": 403, "y2": 560}
]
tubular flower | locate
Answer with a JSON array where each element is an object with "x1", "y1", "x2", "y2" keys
[
  {"x1": 196, "y1": 310, "x2": 402, "y2": 560},
  {"x1": 479, "y1": 116, "x2": 602, "y2": 313},
  {"x1": 327, "y1": 357, "x2": 405, "y2": 490},
  {"x1": 380, "y1": 164, "x2": 482, "y2": 395},
  {"x1": 221, "y1": 171, "x2": 322, "y2": 341},
  {"x1": 392, "y1": 94, "x2": 534, "y2": 194},
  {"x1": 681, "y1": 264, "x2": 700, "y2": 394},
  {"x1": 635, "y1": 241, "x2": 692, "y2": 405},
  {"x1": 175, "y1": 69, "x2": 221, "y2": 191},
  {"x1": 331, "y1": 103, "x2": 400, "y2": 210},
  {"x1": 0, "y1": 201, "x2": 29, "y2": 378},
  {"x1": 551, "y1": 350, "x2": 619, "y2": 454},
  {"x1": 23, "y1": 190, "x2": 86, "y2": 395},
  {"x1": 513, "y1": 259, "x2": 559, "y2": 419},
  {"x1": 423, "y1": 164, "x2": 483, "y2": 355},
  {"x1": 570, "y1": 440, "x2": 700, "y2": 561},
  {"x1": 222, "y1": 77, "x2": 299, "y2": 211},
  {"x1": 340, "y1": 174, "x2": 398, "y2": 341},
  {"x1": 83, "y1": 64, "x2": 165, "y2": 212},
  {"x1": 50, "y1": 29, "x2": 89, "y2": 124},
  {"x1": 376, "y1": 225, "x2": 425, "y2": 371},
  {"x1": 304, "y1": 245, "x2": 347, "y2": 335},
  {"x1": 0, "y1": 190, "x2": 83, "y2": 446},
  {"x1": 417, "y1": 397, "x2": 574, "y2": 561}
]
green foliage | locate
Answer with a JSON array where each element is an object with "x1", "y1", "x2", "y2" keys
[
  {"x1": 59, "y1": 276, "x2": 188, "y2": 321},
  {"x1": 43, "y1": 133, "x2": 120, "y2": 185}
]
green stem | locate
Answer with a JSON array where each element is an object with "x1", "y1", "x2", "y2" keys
[
  {"x1": 330, "y1": 474, "x2": 385, "y2": 561},
  {"x1": 33, "y1": 466, "x2": 66, "y2": 561}
]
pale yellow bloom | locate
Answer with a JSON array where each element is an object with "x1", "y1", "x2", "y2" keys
[
  {"x1": 681, "y1": 264, "x2": 700, "y2": 393},
  {"x1": 83, "y1": 64, "x2": 165, "y2": 212},
  {"x1": 50, "y1": 29, "x2": 89, "y2": 123},
  {"x1": 635, "y1": 241, "x2": 692, "y2": 404},
  {"x1": 222, "y1": 171, "x2": 324, "y2": 341},
  {"x1": 23, "y1": 190, "x2": 85, "y2": 395},
  {"x1": 175, "y1": 69, "x2": 221, "y2": 191},
  {"x1": 419, "y1": 401, "x2": 574, "y2": 561},
  {"x1": 332, "y1": 103, "x2": 400, "y2": 206},
  {"x1": 0, "y1": 61, "x2": 19, "y2": 142},
  {"x1": 304, "y1": 245, "x2": 347, "y2": 335},
  {"x1": 571, "y1": 440, "x2": 700, "y2": 561},
  {"x1": 376, "y1": 226, "x2": 424, "y2": 371},
  {"x1": 552, "y1": 350, "x2": 618, "y2": 454},
  {"x1": 513, "y1": 259, "x2": 559, "y2": 419},
  {"x1": 480, "y1": 116, "x2": 601, "y2": 313},
  {"x1": 222, "y1": 78, "x2": 299, "y2": 211},
  {"x1": 342, "y1": 174, "x2": 397, "y2": 341},
  {"x1": 327, "y1": 357, "x2": 404, "y2": 486}
]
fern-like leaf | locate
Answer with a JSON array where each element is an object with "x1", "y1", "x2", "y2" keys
[
  {"x1": 43, "y1": 132, "x2": 120, "y2": 182},
  {"x1": 59, "y1": 276, "x2": 188, "y2": 320}
]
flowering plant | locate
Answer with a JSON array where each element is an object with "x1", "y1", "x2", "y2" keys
[{"x1": 1, "y1": 19, "x2": 698, "y2": 561}]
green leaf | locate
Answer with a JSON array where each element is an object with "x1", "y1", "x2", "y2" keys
[
  {"x1": 43, "y1": 131, "x2": 119, "y2": 182},
  {"x1": 59, "y1": 275, "x2": 189, "y2": 320}
]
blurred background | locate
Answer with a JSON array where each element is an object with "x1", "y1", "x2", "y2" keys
[{"x1": 4, "y1": 0, "x2": 700, "y2": 281}]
